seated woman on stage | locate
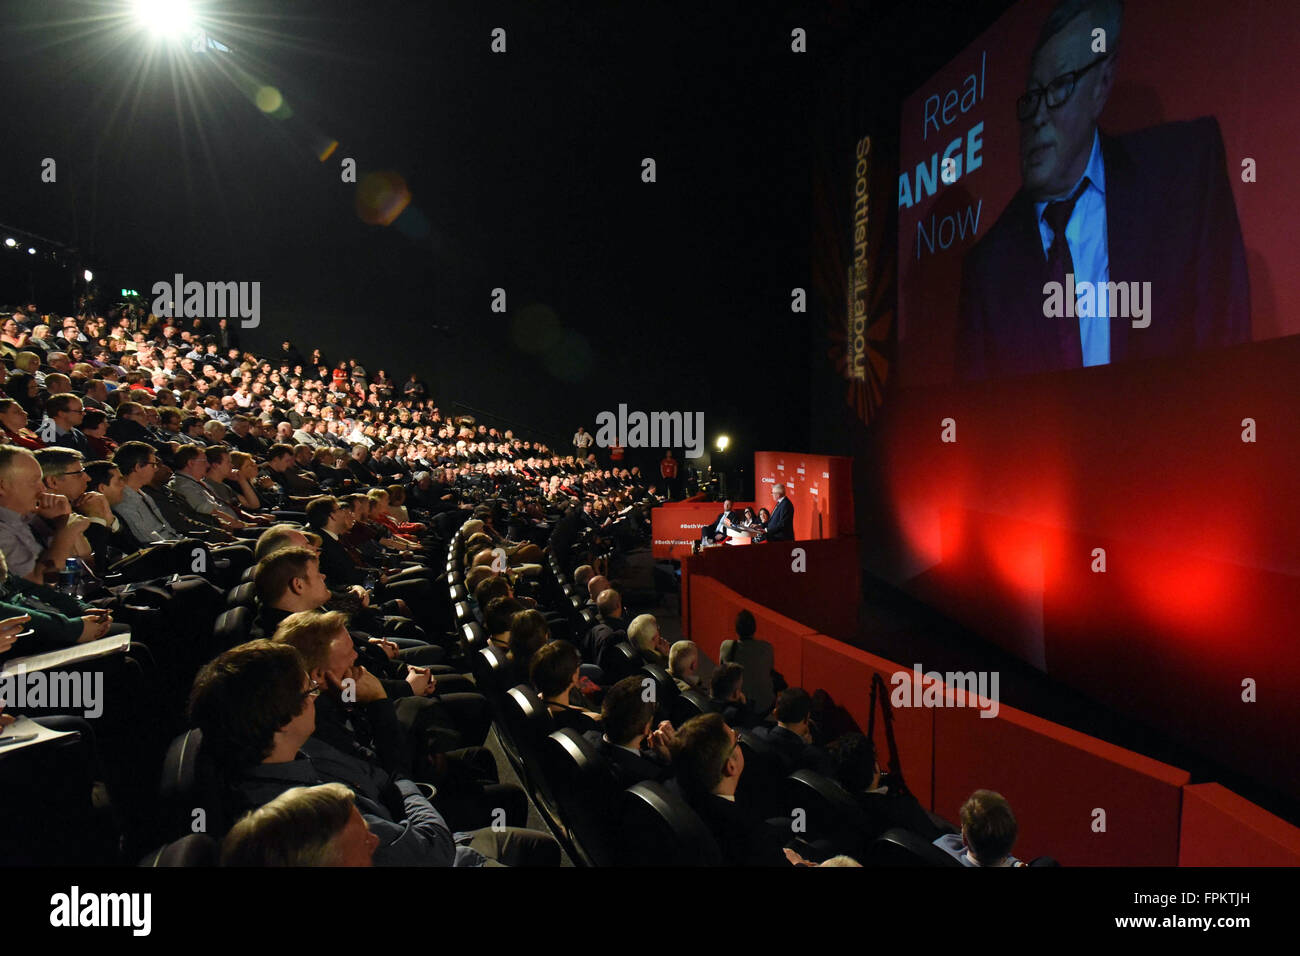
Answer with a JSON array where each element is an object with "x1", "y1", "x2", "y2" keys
[{"x1": 751, "y1": 507, "x2": 770, "y2": 543}]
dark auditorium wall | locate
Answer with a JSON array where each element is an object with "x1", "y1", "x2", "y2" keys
[{"x1": 2, "y1": 2, "x2": 838, "y2": 492}]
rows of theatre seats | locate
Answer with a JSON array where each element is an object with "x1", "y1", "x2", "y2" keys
[
  {"x1": 448, "y1": 527, "x2": 1001, "y2": 867},
  {"x1": 138, "y1": 522, "x2": 460, "y2": 868}
]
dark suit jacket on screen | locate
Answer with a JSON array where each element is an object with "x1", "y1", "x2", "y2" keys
[{"x1": 957, "y1": 118, "x2": 1250, "y2": 382}]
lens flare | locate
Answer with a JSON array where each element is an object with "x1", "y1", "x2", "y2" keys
[{"x1": 355, "y1": 171, "x2": 412, "y2": 226}]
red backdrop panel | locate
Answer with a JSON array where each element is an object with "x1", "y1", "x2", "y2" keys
[
  {"x1": 799, "y1": 636, "x2": 935, "y2": 811},
  {"x1": 753, "y1": 451, "x2": 855, "y2": 541},
  {"x1": 932, "y1": 691, "x2": 1188, "y2": 865},
  {"x1": 1178, "y1": 784, "x2": 1300, "y2": 867}
]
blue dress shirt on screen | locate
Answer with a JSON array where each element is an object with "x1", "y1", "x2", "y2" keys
[{"x1": 1035, "y1": 131, "x2": 1109, "y2": 366}]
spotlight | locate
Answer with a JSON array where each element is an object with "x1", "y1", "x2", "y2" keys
[
  {"x1": 130, "y1": 0, "x2": 197, "y2": 40},
  {"x1": 83, "y1": 270, "x2": 94, "y2": 282},
  {"x1": 27, "y1": 248, "x2": 36, "y2": 255},
  {"x1": 715, "y1": 435, "x2": 730, "y2": 452},
  {"x1": 3, "y1": 238, "x2": 14, "y2": 248}
]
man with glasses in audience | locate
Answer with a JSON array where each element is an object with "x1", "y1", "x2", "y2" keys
[
  {"x1": 111, "y1": 441, "x2": 182, "y2": 545},
  {"x1": 42, "y1": 393, "x2": 91, "y2": 455},
  {"x1": 0, "y1": 444, "x2": 88, "y2": 583},
  {"x1": 191, "y1": 640, "x2": 558, "y2": 866},
  {"x1": 671, "y1": 713, "x2": 788, "y2": 866}
]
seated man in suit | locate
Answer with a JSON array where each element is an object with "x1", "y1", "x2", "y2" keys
[
  {"x1": 668, "y1": 640, "x2": 702, "y2": 693},
  {"x1": 933, "y1": 789, "x2": 1026, "y2": 867},
  {"x1": 708, "y1": 661, "x2": 760, "y2": 730},
  {"x1": 81, "y1": 459, "x2": 133, "y2": 572},
  {"x1": 189, "y1": 639, "x2": 559, "y2": 866},
  {"x1": 105, "y1": 402, "x2": 159, "y2": 448},
  {"x1": 764, "y1": 484, "x2": 794, "y2": 542},
  {"x1": 271, "y1": 610, "x2": 524, "y2": 834},
  {"x1": 827, "y1": 732, "x2": 943, "y2": 847},
  {"x1": 957, "y1": 0, "x2": 1248, "y2": 381},
  {"x1": 627, "y1": 613, "x2": 670, "y2": 669},
  {"x1": 532, "y1": 640, "x2": 601, "y2": 733},
  {"x1": 221, "y1": 782, "x2": 379, "y2": 867},
  {"x1": 702, "y1": 498, "x2": 735, "y2": 545},
  {"x1": 42, "y1": 393, "x2": 91, "y2": 455},
  {"x1": 670, "y1": 713, "x2": 788, "y2": 867},
  {"x1": 582, "y1": 675, "x2": 674, "y2": 788},
  {"x1": 749, "y1": 688, "x2": 835, "y2": 777},
  {"x1": 582, "y1": 588, "x2": 629, "y2": 672}
]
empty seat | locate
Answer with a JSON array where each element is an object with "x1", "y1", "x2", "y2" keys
[{"x1": 617, "y1": 781, "x2": 723, "y2": 866}]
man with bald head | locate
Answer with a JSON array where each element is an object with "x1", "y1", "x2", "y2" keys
[
  {"x1": 0, "y1": 444, "x2": 88, "y2": 582},
  {"x1": 957, "y1": 0, "x2": 1248, "y2": 381},
  {"x1": 584, "y1": 574, "x2": 609, "y2": 611},
  {"x1": 582, "y1": 587, "x2": 629, "y2": 674}
]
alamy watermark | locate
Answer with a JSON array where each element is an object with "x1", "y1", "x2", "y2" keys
[
  {"x1": 150, "y1": 273, "x2": 260, "y2": 328},
  {"x1": 1042, "y1": 273, "x2": 1150, "y2": 329},
  {"x1": 0, "y1": 667, "x2": 103, "y2": 719},
  {"x1": 594, "y1": 404, "x2": 705, "y2": 459},
  {"x1": 890, "y1": 664, "x2": 999, "y2": 718}
]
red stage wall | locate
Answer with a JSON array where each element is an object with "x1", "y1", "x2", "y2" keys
[
  {"x1": 873, "y1": 333, "x2": 1300, "y2": 801},
  {"x1": 752, "y1": 451, "x2": 855, "y2": 541},
  {"x1": 684, "y1": 536, "x2": 861, "y2": 642},
  {"x1": 1178, "y1": 784, "x2": 1300, "y2": 867}
]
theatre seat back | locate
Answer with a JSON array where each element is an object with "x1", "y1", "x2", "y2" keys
[
  {"x1": 865, "y1": 827, "x2": 964, "y2": 867},
  {"x1": 640, "y1": 664, "x2": 679, "y2": 722},
  {"x1": 618, "y1": 781, "x2": 722, "y2": 866},
  {"x1": 225, "y1": 582, "x2": 256, "y2": 608},
  {"x1": 542, "y1": 728, "x2": 619, "y2": 867},
  {"x1": 671, "y1": 689, "x2": 713, "y2": 728},
  {"x1": 140, "y1": 834, "x2": 218, "y2": 867}
]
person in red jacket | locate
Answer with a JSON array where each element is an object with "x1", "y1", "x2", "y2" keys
[{"x1": 659, "y1": 450, "x2": 678, "y2": 500}]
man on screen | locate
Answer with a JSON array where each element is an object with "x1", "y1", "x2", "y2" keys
[{"x1": 957, "y1": 0, "x2": 1249, "y2": 382}]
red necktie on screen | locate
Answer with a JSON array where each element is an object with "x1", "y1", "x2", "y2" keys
[{"x1": 1043, "y1": 177, "x2": 1090, "y2": 369}]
